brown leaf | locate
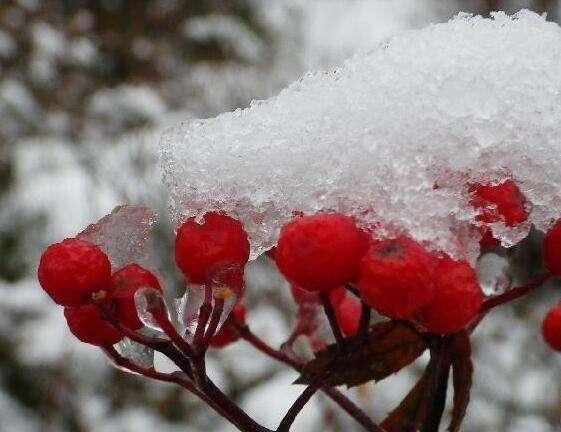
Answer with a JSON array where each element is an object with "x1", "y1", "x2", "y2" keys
[
  {"x1": 296, "y1": 321, "x2": 427, "y2": 387},
  {"x1": 448, "y1": 331, "x2": 473, "y2": 432},
  {"x1": 380, "y1": 371, "x2": 429, "y2": 432}
]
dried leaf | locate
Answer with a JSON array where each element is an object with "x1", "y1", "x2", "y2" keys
[
  {"x1": 296, "y1": 321, "x2": 427, "y2": 387},
  {"x1": 381, "y1": 371, "x2": 429, "y2": 432},
  {"x1": 448, "y1": 331, "x2": 473, "y2": 432}
]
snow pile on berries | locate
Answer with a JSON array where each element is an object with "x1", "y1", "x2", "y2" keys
[{"x1": 161, "y1": 11, "x2": 561, "y2": 261}]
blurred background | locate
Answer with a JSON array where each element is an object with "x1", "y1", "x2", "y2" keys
[{"x1": 1, "y1": 1, "x2": 561, "y2": 431}]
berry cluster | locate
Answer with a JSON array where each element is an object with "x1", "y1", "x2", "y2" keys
[
  {"x1": 38, "y1": 212, "x2": 250, "y2": 347},
  {"x1": 35, "y1": 177, "x2": 561, "y2": 432}
]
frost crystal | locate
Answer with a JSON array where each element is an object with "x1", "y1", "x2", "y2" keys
[{"x1": 161, "y1": 11, "x2": 561, "y2": 261}]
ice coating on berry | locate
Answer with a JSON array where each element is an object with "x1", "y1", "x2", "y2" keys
[
  {"x1": 469, "y1": 180, "x2": 528, "y2": 227},
  {"x1": 415, "y1": 256, "x2": 484, "y2": 334},
  {"x1": 38, "y1": 238, "x2": 111, "y2": 306},
  {"x1": 275, "y1": 214, "x2": 367, "y2": 292},
  {"x1": 175, "y1": 212, "x2": 250, "y2": 285},
  {"x1": 64, "y1": 304, "x2": 123, "y2": 346},
  {"x1": 542, "y1": 305, "x2": 561, "y2": 351},
  {"x1": 77, "y1": 205, "x2": 157, "y2": 268},
  {"x1": 110, "y1": 263, "x2": 162, "y2": 330},
  {"x1": 210, "y1": 303, "x2": 246, "y2": 348},
  {"x1": 161, "y1": 11, "x2": 561, "y2": 261},
  {"x1": 543, "y1": 220, "x2": 561, "y2": 276},
  {"x1": 358, "y1": 236, "x2": 436, "y2": 319}
]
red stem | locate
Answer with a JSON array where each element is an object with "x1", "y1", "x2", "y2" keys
[
  {"x1": 200, "y1": 298, "x2": 225, "y2": 350},
  {"x1": 321, "y1": 291, "x2": 345, "y2": 345},
  {"x1": 480, "y1": 276, "x2": 547, "y2": 313},
  {"x1": 277, "y1": 383, "x2": 321, "y2": 432},
  {"x1": 238, "y1": 325, "x2": 386, "y2": 432},
  {"x1": 153, "y1": 310, "x2": 194, "y2": 358},
  {"x1": 193, "y1": 285, "x2": 213, "y2": 347}
]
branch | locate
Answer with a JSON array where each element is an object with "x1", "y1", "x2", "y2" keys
[
  {"x1": 480, "y1": 276, "x2": 547, "y2": 313},
  {"x1": 277, "y1": 383, "x2": 321, "y2": 432},
  {"x1": 193, "y1": 285, "x2": 213, "y2": 346},
  {"x1": 358, "y1": 301, "x2": 371, "y2": 339},
  {"x1": 200, "y1": 298, "x2": 225, "y2": 350},
  {"x1": 238, "y1": 325, "x2": 386, "y2": 432},
  {"x1": 321, "y1": 291, "x2": 344, "y2": 345}
]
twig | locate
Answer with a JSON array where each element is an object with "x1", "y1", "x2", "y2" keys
[
  {"x1": 153, "y1": 310, "x2": 195, "y2": 358},
  {"x1": 193, "y1": 285, "x2": 213, "y2": 347},
  {"x1": 238, "y1": 325, "x2": 386, "y2": 432},
  {"x1": 358, "y1": 301, "x2": 371, "y2": 339},
  {"x1": 321, "y1": 291, "x2": 345, "y2": 345},
  {"x1": 480, "y1": 276, "x2": 547, "y2": 313},
  {"x1": 200, "y1": 298, "x2": 225, "y2": 350},
  {"x1": 277, "y1": 383, "x2": 321, "y2": 432}
]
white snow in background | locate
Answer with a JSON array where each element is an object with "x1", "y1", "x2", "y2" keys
[
  {"x1": 240, "y1": 370, "x2": 321, "y2": 431},
  {"x1": 162, "y1": 11, "x2": 561, "y2": 262},
  {"x1": 291, "y1": 0, "x2": 431, "y2": 69},
  {"x1": 183, "y1": 15, "x2": 265, "y2": 63}
]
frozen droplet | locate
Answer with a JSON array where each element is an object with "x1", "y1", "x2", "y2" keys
[
  {"x1": 77, "y1": 205, "x2": 156, "y2": 268},
  {"x1": 477, "y1": 252, "x2": 511, "y2": 296},
  {"x1": 178, "y1": 284, "x2": 205, "y2": 341},
  {"x1": 115, "y1": 336, "x2": 154, "y2": 368},
  {"x1": 207, "y1": 264, "x2": 243, "y2": 329},
  {"x1": 134, "y1": 286, "x2": 167, "y2": 331}
]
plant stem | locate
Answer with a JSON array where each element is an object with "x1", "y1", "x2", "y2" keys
[
  {"x1": 193, "y1": 285, "x2": 213, "y2": 346},
  {"x1": 153, "y1": 310, "x2": 194, "y2": 358},
  {"x1": 200, "y1": 298, "x2": 225, "y2": 350},
  {"x1": 321, "y1": 291, "x2": 344, "y2": 345},
  {"x1": 480, "y1": 276, "x2": 547, "y2": 313},
  {"x1": 238, "y1": 325, "x2": 386, "y2": 432},
  {"x1": 423, "y1": 339, "x2": 451, "y2": 432},
  {"x1": 358, "y1": 301, "x2": 371, "y2": 338},
  {"x1": 277, "y1": 383, "x2": 321, "y2": 432}
]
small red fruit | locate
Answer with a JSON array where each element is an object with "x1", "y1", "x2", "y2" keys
[
  {"x1": 290, "y1": 285, "x2": 346, "y2": 306},
  {"x1": 415, "y1": 256, "x2": 483, "y2": 334},
  {"x1": 358, "y1": 236, "x2": 436, "y2": 319},
  {"x1": 478, "y1": 227, "x2": 501, "y2": 251},
  {"x1": 469, "y1": 179, "x2": 528, "y2": 226},
  {"x1": 210, "y1": 303, "x2": 246, "y2": 348},
  {"x1": 334, "y1": 295, "x2": 362, "y2": 337},
  {"x1": 109, "y1": 264, "x2": 162, "y2": 330},
  {"x1": 175, "y1": 212, "x2": 250, "y2": 285},
  {"x1": 544, "y1": 219, "x2": 561, "y2": 276},
  {"x1": 64, "y1": 304, "x2": 122, "y2": 346},
  {"x1": 38, "y1": 238, "x2": 111, "y2": 306},
  {"x1": 275, "y1": 213, "x2": 367, "y2": 292},
  {"x1": 542, "y1": 304, "x2": 561, "y2": 351}
]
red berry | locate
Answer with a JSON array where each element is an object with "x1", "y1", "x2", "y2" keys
[
  {"x1": 38, "y1": 238, "x2": 111, "y2": 306},
  {"x1": 358, "y1": 236, "x2": 436, "y2": 319},
  {"x1": 290, "y1": 285, "x2": 346, "y2": 305},
  {"x1": 207, "y1": 263, "x2": 245, "y2": 298},
  {"x1": 415, "y1": 256, "x2": 483, "y2": 334},
  {"x1": 478, "y1": 227, "x2": 501, "y2": 251},
  {"x1": 64, "y1": 304, "x2": 122, "y2": 346},
  {"x1": 469, "y1": 180, "x2": 528, "y2": 227},
  {"x1": 544, "y1": 219, "x2": 561, "y2": 276},
  {"x1": 109, "y1": 264, "x2": 162, "y2": 330},
  {"x1": 175, "y1": 212, "x2": 250, "y2": 285},
  {"x1": 275, "y1": 213, "x2": 367, "y2": 292},
  {"x1": 210, "y1": 303, "x2": 246, "y2": 348},
  {"x1": 334, "y1": 295, "x2": 362, "y2": 337},
  {"x1": 542, "y1": 305, "x2": 561, "y2": 351}
]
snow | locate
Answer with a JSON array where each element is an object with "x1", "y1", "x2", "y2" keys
[
  {"x1": 183, "y1": 15, "x2": 265, "y2": 63},
  {"x1": 162, "y1": 11, "x2": 561, "y2": 262}
]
